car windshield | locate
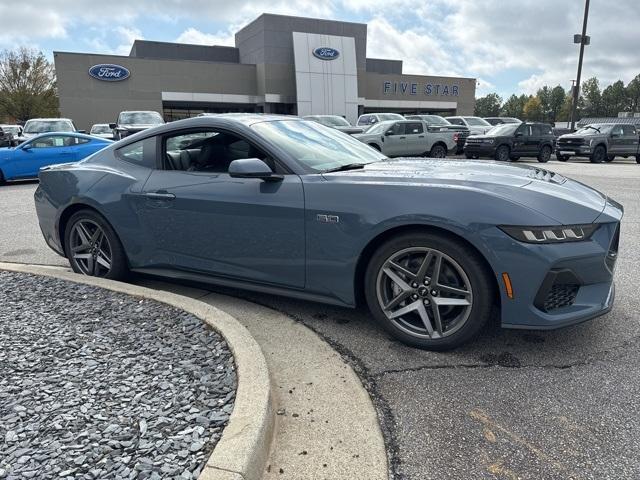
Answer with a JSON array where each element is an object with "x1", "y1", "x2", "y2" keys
[
  {"x1": 315, "y1": 116, "x2": 351, "y2": 127},
  {"x1": 91, "y1": 125, "x2": 111, "y2": 134},
  {"x1": 118, "y1": 112, "x2": 164, "y2": 125},
  {"x1": 576, "y1": 124, "x2": 612, "y2": 134},
  {"x1": 464, "y1": 117, "x2": 492, "y2": 126},
  {"x1": 24, "y1": 120, "x2": 74, "y2": 134},
  {"x1": 486, "y1": 123, "x2": 520, "y2": 136},
  {"x1": 378, "y1": 113, "x2": 404, "y2": 121},
  {"x1": 2, "y1": 126, "x2": 20, "y2": 135},
  {"x1": 252, "y1": 120, "x2": 387, "y2": 172}
]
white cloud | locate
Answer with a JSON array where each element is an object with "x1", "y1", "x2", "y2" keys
[{"x1": 175, "y1": 28, "x2": 234, "y2": 47}]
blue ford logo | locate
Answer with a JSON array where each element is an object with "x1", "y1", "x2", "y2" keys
[
  {"x1": 88, "y1": 64, "x2": 130, "y2": 82},
  {"x1": 313, "y1": 47, "x2": 340, "y2": 60}
]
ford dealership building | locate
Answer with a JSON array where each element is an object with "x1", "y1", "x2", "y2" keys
[{"x1": 54, "y1": 14, "x2": 476, "y2": 130}]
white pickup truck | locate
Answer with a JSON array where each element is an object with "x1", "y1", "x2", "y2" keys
[{"x1": 352, "y1": 119, "x2": 457, "y2": 158}]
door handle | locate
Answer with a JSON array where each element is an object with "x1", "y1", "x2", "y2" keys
[
  {"x1": 143, "y1": 191, "x2": 176, "y2": 200},
  {"x1": 418, "y1": 135, "x2": 425, "y2": 138},
  {"x1": 399, "y1": 136, "x2": 406, "y2": 139}
]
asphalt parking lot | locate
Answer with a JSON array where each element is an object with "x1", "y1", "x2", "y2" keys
[{"x1": 1, "y1": 158, "x2": 639, "y2": 479}]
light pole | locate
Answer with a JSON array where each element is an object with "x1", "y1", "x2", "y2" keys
[{"x1": 570, "y1": 0, "x2": 591, "y2": 130}]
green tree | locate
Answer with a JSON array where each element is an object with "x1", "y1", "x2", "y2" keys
[
  {"x1": 601, "y1": 80, "x2": 627, "y2": 117},
  {"x1": 0, "y1": 47, "x2": 58, "y2": 122},
  {"x1": 580, "y1": 77, "x2": 602, "y2": 117},
  {"x1": 523, "y1": 96, "x2": 543, "y2": 121},
  {"x1": 557, "y1": 94, "x2": 575, "y2": 123},
  {"x1": 474, "y1": 93, "x2": 502, "y2": 117},
  {"x1": 625, "y1": 74, "x2": 640, "y2": 113},
  {"x1": 501, "y1": 94, "x2": 527, "y2": 119},
  {"x1": 549, "y1": 85, "x2": 566, "y2": 123},
  {"x1": 536, "y1": 86, "x2": 552, "y2": 121}
]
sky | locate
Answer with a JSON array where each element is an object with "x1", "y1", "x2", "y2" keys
[{"x1": 0, "y1": 0, "x2": 638, "y2": 99}]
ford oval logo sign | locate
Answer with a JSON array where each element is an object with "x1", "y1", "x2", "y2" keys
[
  {"x1": 313, "y1": 47, "x2": 340, "y2": 60},
  {"x1": 88, "y1": 64, "x2": 130, "y2": 82}
]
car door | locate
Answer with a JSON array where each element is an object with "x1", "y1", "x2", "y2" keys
[
  {"x1": 134, "y1": 127, "x2": 306, "y2": 289},
  {"x1": 403, "y1": 121, "x2": 426, "y2": 155},
  {"x1": 513, "y1": 124, "x2": 535, "y2": 156},
  {"x1": 623, "y1": 125, "x2": 639, "y2": 155},
  {"x1": 530, "y1": 125, "x2": 543, "y2": 154},
  {"x1": 8, "y1": 135, "x2": 76, "y2": 178},
  {"x1": 608, "y1": 125, "x2": 625, "y2": 155},
  {"x1": 382, "y1": 122, "x2": 407, "y2": 156}
]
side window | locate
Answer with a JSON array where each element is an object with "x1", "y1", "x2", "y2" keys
[
  {"x1": 448, "y1": 118, "x2": 463, "y2": 126},
  {"x1": 116, "y1": 137, "x2": 156, "y2": 168},
  {"x1": 622, "y1": 125, "x2": 637, "y2": 136},
  {"x1": 517, "y1": 125, "x2": 532, "y2": 136},
  {"x1": 387, "y1": 123, "x2": 405, "y2": 136},
  {"x1": 611, "y1": 125, "x2": 624, "y2": 136},
  {"x1": 163, "y1": 129, "x2": 279, "y2": 173},
  {"x1": 531, "y1": 125, "x2": 542, "y2": 136},
  {"x1": 405, "y1": 122, "x2": 424, "y2": 134},
  {"x1": 358, "y1": 115, "x2": 371, "y2": 125},
  {"x1": 31, "y1": 135, "x2": 67, "y2": 148}
]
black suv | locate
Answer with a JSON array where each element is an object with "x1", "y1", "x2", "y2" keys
[{"x1": 464, "y1": 122, "x2": 555, "y2": 162}]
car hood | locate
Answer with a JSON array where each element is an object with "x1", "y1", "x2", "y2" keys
[{"x1": 321, "y1": 159, "x2": 608, "y2": 224}]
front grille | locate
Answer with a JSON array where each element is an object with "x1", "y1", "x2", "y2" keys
[
  {"x1": 543, "y1": 284, "x2": 579, "y2": 311},
  {"x1": 557, "y1": 138, "x2": 584, "y2": 147},
  {"x1": 606, "y1": 223, "x2": 620, "y2": 272},
  {"x1": 465, "y1": 137, "x2": 483, "y2": 144}
]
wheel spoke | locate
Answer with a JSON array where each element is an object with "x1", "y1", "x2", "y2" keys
[
  {"x1": 73, "y1": 253, "x2": 92, "y2": 260},
  {"x1": 86, "y1": 256, "x2": 95, "y2": 275},
  {"x1": 388, "y1": 300, "x2": 420, "y2": 319},
  {"x1": 383, "y1": 290, "x2": 411, "y2": 311},
  {"x1": 433, "y1": 297, "x2": 471, "y2": 307},
  {"x1": 75, "y1": 223, "x2": 92, "y2": 245},
  {"x1": 71, "y1": 243, "x2": 90, "y2": 254},
  {"x1": 383, "y1": 266, "x2": 412, "y2": 291},
  {"x1": 387, "y1": 261, "x2": 416, "y2": 282},
  {"x1": 96, "y1": 252, "x2": 111, "y2": 270},
  {"x1": 431, "y1": 254, "x2": 443, "y2": 285},
  {"x1": 416, "y1": 303, "x2": 435, "y2": 336},
  {"x1": 437, "y1": 284, "x2": 470, "y2": 297},
  {"x1": 416, "y1": 252, "x2": 433, "y2": 281}
]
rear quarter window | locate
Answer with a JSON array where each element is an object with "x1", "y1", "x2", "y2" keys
[{"x1": 115, "y1": 137, "x2": 157, "y2": 168}]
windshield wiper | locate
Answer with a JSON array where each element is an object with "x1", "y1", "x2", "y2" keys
[{"x1": 323, "y1": 163, "x2": 367, "y2": 173}]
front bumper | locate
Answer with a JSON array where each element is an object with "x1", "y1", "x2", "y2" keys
[
  {"x1": 555, "y1": 144, "x2": 592, "y2": 157},
  {"x1": 481, "y1": 201, "x2": 622, "y2": 330},
  {"x1": 464, "y1": 144, "x2": 497, "y2": 156}
]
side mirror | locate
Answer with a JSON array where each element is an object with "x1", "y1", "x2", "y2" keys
[
  {"x1": 77, "y1": 129, "x2": 86, "y2": 134},
  {"x1": 384, "y1": 130, "x2": 393, "y2": 136},
  {"x1": 515, "y1": 132, "x2": 523, "y2": 137},
  {"x1": 109, "y1": 123, "x2": 117, "y2": 129},
  {"x1": 228, "y1": 158, "x2": 283, "y2": 182},
  {"x1": 21, "y1": 143, "x2": 32, "y2": 150}
]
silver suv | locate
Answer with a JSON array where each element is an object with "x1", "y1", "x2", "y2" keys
[
  {"x1": 352, "y1": 119, "x2": 456, "y2": 158},
  {"x1": 445, "y1": 116, "x2": 493, "y2": 135}
]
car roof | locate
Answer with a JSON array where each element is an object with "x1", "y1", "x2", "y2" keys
[
  {"x1": 25, "y1": 118, "x2": 73, "y2": 122},
  {"x1": 91, "y1": 123, "x2": 110, "y2": 127}
]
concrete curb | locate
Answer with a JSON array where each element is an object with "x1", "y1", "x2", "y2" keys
[{"x1": 0, "y1": 262, "x2": 274, "y2": 480}]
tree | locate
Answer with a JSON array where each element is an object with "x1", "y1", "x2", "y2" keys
[
  {"x1": 601, "y1": 80, "x2": 627, "y2": 117},
  {"x1": 549, "y1": 85, "x2": 566, "y2": 123},
  {"x1": 536, "y1": 86, "x2": 552, "y2": 122},
  {"x1": 0, "y1": 47, "x2": 58, "y2": 122},
  {"x1": 625, "y1": 74, "x2": 640, "y2": 113},
  {"x1": 580, "y1": 77, "x2": 602, "y2": 117},
  {"x1": 474, "y1": 93, "x2": 502, "y2": 117},
  {"x1": 557, "y1": 94, "x2": 574, "y2": 123},
  {"x1": 501, "y1": 94, "x2": 527, "y2": 119},
  {"x1": 523, "y1": 96, "x2": 543, "y2": 121}
]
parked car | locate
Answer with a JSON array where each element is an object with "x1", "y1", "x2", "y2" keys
[
  {"x1": 110, "y1": 111, "x2": 165, "y2": 140},
  {"x1": 17, "y1": 118, "x2": 81, "y2": 143},
  {"x1": 34, "y1": 114, "x2": 622, "y2": 350},
  {"x1": 90, "y1": 123, "x2": 115, "y2": 140},
  {"x1": 0, "y1": 125, "x2": 23, "y2": 146},
  {"x1": 445, "y1": 116, "x2": 493, "y2": 135},
  {"x1": 353, "y1": 119, "x2": 455, "y2": 158},
  {"x1": 555, "y1": 123, "x2": 640, "y2": 163},
  {"x1": 356, "y1": 113, "x2": 404, "y2": 128},
  {"x1": 0, "y1": 132, "x2": 111, "y2": 185},
  {"x1": 405, "y1": 114, "x2": 470, "y2": 154},
  {"x1": 302, "y1": 115, "x2": 364, "y2": 134},
  {"x1": 464, "y1": 122, "x2": 555, "y2": 162},
  {"x1": 483, "y1": 117, "x2": 522, "y2": 126}
]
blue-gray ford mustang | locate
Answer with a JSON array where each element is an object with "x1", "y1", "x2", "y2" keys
[{"x1": 34, "y1": 114, "x2": 623, "y2": 350}]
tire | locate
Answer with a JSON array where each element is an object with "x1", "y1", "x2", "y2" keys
[
  {"x1": 0, "y1": 170, "x2": 5, "y2": 186},
  {"x1": 605, "y1": 155, "x2": 615, "y2": 163},
  {"x1": 556, "y1": 154, "x2": 569, "y2": 162},
  {"x1": 636, "y1": 155, "x2": 640, "y2": 164},
  {"x1": 364, "y1": 231, "x2": 494, "y2": 350},
  {"x1": 495, "y1": 145, "x2": 510, "y2": 162},
  {"x1": 537, "y1": 145, "x2": 552, "y2": 163},
  {"x1": 590, "y1": 145, "x2": 606, "y2": 163},
  {"x1": 509, "y1": 155, "x2": 520, "y2": 161},
  {"x1": 429, "y1": 144, "x2": 447, "y2": 158},
  {"x1": 465, "y1": 153, "x2": 474, "y2": 159},
  {"x1": 64, "y1": 209, "x2": 128, "y2": 280}
]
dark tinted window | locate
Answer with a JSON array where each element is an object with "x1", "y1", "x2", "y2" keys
[
  {"x1": 358, "y1": 115, "x2": 372, "y2": 125},
  {"x1": 611, "y1": 125, "x2": 624, "y2": 136},
  {"x1": 405, "y1": 122, "x2": 424, "y2": 134},
  {"x1": 517, "y1": 125, "x2": 532, "y2": 136}
]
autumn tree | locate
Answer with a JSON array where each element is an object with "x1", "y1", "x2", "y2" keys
[
  {"x1": 0, "y1": 47, "x2": 58, "y2": 122},
  {"x1": 549, "y1": 86, "x2": 566, "y2": 123},
  {"x1": 523, "y1": 96, "x2": 543, "y2": 121}
]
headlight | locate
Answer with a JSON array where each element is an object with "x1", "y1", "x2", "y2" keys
[
  {"x1": 485, "y1": 139, "x2": 495, "y2": 144},
  {"x1": 499, "y1": 224, "x2": 599, "y2": 243}
]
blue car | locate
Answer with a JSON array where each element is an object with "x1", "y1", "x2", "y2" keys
[
  {"x1": 33, "y1": 115, "x2": 623, "y2": 350},
  {"x1": 0, "y1": 132, "x2": 111, "y2": 185}
]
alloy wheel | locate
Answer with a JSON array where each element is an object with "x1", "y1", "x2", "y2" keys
[
  {"x1": 376, "y1": 247, "x2": 473, "y2": 339},
  {"x1": 69, "y1": 219, "x2": 113, "y2": 277}
]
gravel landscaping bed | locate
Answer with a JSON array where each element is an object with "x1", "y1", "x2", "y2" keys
[{"x1": 0, "y1": 271, "x2": 236, "y2": 480}]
